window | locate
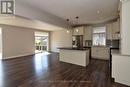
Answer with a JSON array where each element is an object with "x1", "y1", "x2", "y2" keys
[{"x1": 93, "y1": 26, "x2": 106, "y2": 46}]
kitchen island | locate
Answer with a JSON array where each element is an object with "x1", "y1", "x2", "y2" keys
[{"x1": 59, "y1": 48, "x2": 90, "y2": 67}]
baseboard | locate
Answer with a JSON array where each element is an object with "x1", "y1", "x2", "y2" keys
[
  {"x1": 111, "y1": 78, "x2": 115, "y2": 83},
  {"x1": 3, "y1": 53, "x2": 35, "y2": 60},
  {"x1": 49, "y1": 51, "x2": 59, "y2": 53},
  {"x1": 112, "y1": 78, "x2": 130, "y2": 86}
]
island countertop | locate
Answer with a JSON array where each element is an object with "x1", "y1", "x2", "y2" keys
[{"x1": 58, "y1": 47, "x2": 89, "y2": 51}]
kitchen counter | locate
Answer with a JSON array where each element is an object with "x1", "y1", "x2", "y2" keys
[
  {"x1": 59, "y1": 47, "x2": 90, "y2": 67},
  {"x1": 58, "y1": 47, "x2": 88, "y2": 51}
]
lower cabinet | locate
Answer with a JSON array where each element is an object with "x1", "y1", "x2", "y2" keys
[
  {"x1": 91, "y1": 46, "x2": 110, "y2": 60},
  {"x1": 112, "y1": 54, "x2": 130, "y2": 86}
]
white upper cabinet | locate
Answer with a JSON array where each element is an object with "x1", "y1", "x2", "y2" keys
[
  {"x1": 106, "y1": 23, "x2": 113, "y2": 40},
  {"x1": 72, "y1": 26, "x2": 84, "y2": 35},
  {"x1": 112, "y1": 20, "x2": 120, "y2": 40},
  {"x1": 84, "y1": 26, "x2": 92, "y2": 40},
  {"x1": 106, "y1": 20, "x2": 120, "y2": 40}
]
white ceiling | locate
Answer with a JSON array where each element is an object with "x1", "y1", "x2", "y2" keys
[
  {"x1": 19, "y1": 0, "x2": 119, "y2": 25},
  {"x1": 0, "y1": 16, "x2": 64, "y2": 31}
]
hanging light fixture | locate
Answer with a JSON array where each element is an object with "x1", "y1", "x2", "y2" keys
[
  {"x1": 66, "y1": 19, "x2": 70, "y2": 34},
  {"x1": 75, "y1": 16, "x2": 79, "y2": 32},
  {"x1": 66, "y1": 30, "x2": 70, "y2": 33}
]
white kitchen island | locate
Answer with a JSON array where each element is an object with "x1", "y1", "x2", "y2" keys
[{"x1": 59, "y1": 48, "x2": 90, "y2": 67}]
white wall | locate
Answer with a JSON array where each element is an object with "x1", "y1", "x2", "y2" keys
[
  {"x1": 121, "y1": 1, "x2": 130, "y2": 55},
  {"x1": 112, "y1": 54, "x2": 130, "y2": 86},
  {"x1": 1, "y1": 25, "x2": 35, "y2": 59},
  {"x1": 50, "y1": 30, "x2": 72, "y2": 52},
  {"x1": 0, "y1": 28, "x2": 2, "y2": 59}
]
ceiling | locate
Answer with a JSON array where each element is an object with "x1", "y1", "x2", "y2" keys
[
  {"x1": 0, "y1": 16, "x2": 64, "y2": 31},
  {"x1": 19, "y1": 0, "x2": 119, "y2": 25}
]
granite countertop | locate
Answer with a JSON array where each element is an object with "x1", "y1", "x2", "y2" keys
[
  {"x1": 58, "y1": 47, "x2": 89, "y2": 51},
  {"x1": 58, "y1": 46, "x2": 119, "y2": 51}
]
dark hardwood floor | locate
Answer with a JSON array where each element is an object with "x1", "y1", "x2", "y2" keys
[{"x1": 0, "y1": 53, "x2": 129, "y2": 87}]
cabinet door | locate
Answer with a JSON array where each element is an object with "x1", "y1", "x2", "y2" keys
[
  {"x1": 84, "y1": 26, "x2": 92, "y2": 40},
  {"x1": 78, "y1": 27, "x2": 84, "y2": 35},
  {"x1": 112, "y1": 21, "x2": 120, "y2": 40},
  {"x1": 106, "y1": 23, "x2": 113, "y2": 40},
  {"x1": 99, "y1": 47, "x2": 109, "y2": 59},
  {"x1": 91, "y1": 47, "x2": 98, "y2": 58},
  {"x1": 73, "y1": 27, "x2": 84, "y2": 35},
  {"x1": 106, "y1": 21, "x2": 120, "y2": 40},
  {"x1": 91, "y1": 47, "x2": 110, "y2": 60},
  {"x1": 73, "y1": 28, "x2": 78, "y2": 35}
]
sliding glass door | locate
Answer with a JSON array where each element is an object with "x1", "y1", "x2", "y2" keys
[{"x1": 35, "y1": 32, "x2": 49, "y2": 53}]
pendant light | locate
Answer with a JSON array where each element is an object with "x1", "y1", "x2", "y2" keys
[
  {"x1": 66, "y1": 19, "x2": 70, "y2": 34},
  {"x1": 75, "y1": 16, "x2": 79, "y2": 33}
]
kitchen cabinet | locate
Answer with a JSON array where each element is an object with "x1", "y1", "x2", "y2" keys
[
  {"x1": 106, "y1": 20, "x2": 120, "y2": 40},
  {"x1": 59, "y1": 49, "x2": 90, "y2": 67},
  {"x1": 84, "y1": 26, "x2": 92, "y2": 40},
  {"x1": 112, "y1": 20, "x2": 120, "y2": 40},
  {"x1": 112, "y1": 54, "x2": 130, "y2": 86},
  {"x1": 106, "y1": 23, "x2": 113, "y2": 40},
  {"x1": 91, "y1": 46, "x2": 110, "y2": 60},
  {"x1": 72, "y1": 26, "x2": 84, "y2": 35}
]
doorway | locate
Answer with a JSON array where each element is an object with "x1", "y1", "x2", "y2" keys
[{"x1": 35, "y1": 32, "x2": 49, "y2": 53}]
